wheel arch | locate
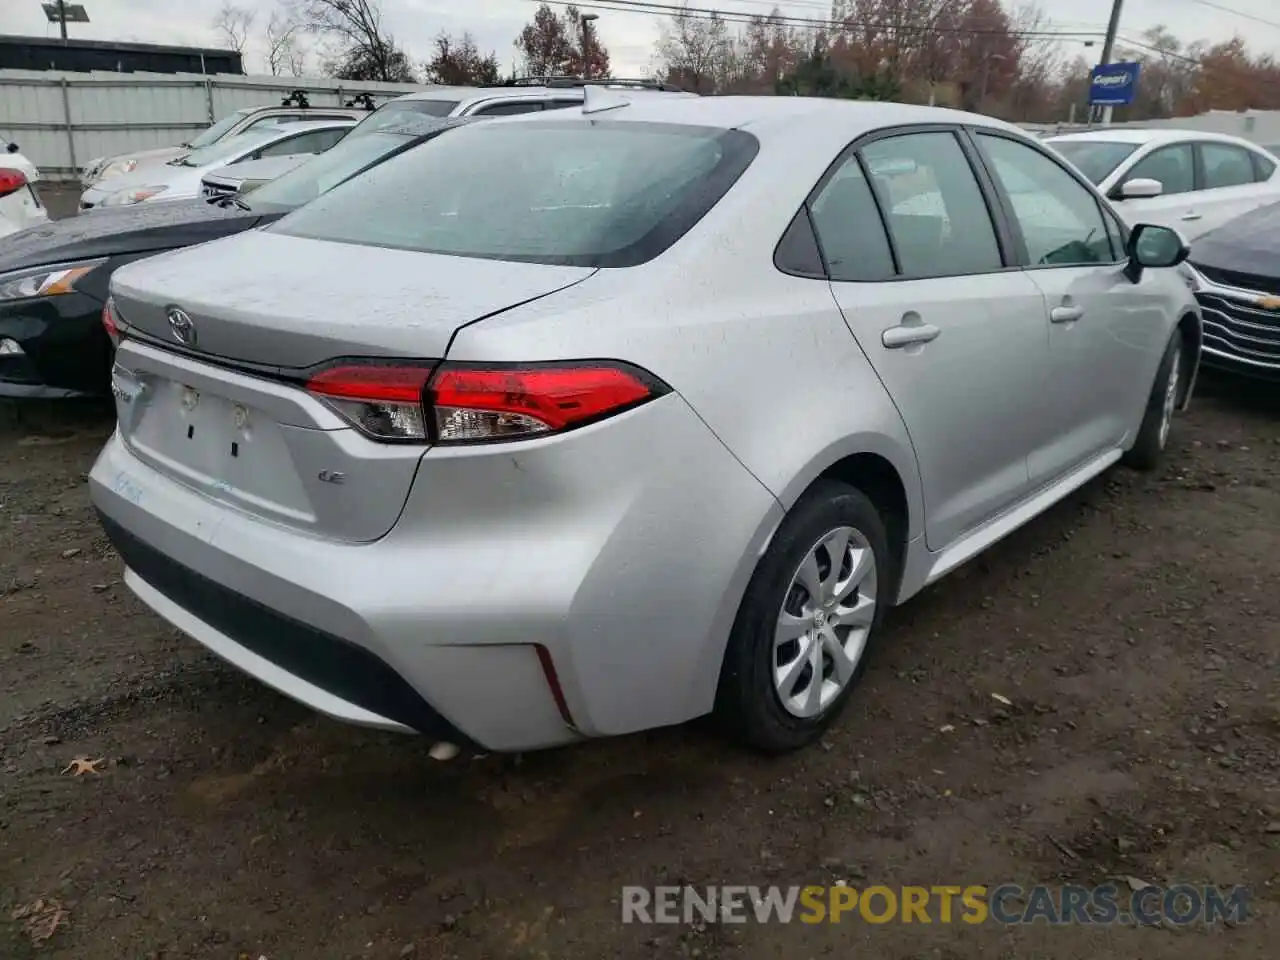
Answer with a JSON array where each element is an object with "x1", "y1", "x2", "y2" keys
[
  {"x1": 1176, "y1": 308, "x2": 1203, "y2": 410},
  {"x1": 772, "y1": 436, "x2": 924, "y2": 603}
]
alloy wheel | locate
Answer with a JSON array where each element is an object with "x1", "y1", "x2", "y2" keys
[{"x1": 773, "y1": 526, "x2": 878, "y2": 718}]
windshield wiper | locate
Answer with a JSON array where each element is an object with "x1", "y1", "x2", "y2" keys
[{"x1": 213, "y1": 194, "x2": 251, "y2": 211}]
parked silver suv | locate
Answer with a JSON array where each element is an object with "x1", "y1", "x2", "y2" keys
[
  {"x1": 360, "y1": 76, "x2": 696, "y2": 124},
  {"x1": 91, "y1": 95, "x2": 1202, "y2": 757}
]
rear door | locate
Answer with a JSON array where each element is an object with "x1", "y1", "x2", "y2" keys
[
  {"x1": 1191, "y1": 140, "x2": 1280, "y2": 237},
  {"x1": 813, "y1": 127, "x2": 1048, "y2": 550},
  {"x1": 972, "y1": 129, "x2": 1165, "y2": 484}
]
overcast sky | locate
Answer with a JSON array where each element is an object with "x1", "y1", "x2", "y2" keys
[{"x1": 7, "y1": 0, "x2": 1280, "y2": 76}]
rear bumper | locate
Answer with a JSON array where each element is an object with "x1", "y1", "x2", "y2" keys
[
  {"x1": 99, "y1": 510, "x2": 475, "y2": 743},
  {"x1": 90, "y1": 392, "x2": 783, "y2": 752}
]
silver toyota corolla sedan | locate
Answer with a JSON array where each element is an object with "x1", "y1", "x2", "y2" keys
[{"x1": 90, "y1": 95, "x2": 1202, "y2": 756}]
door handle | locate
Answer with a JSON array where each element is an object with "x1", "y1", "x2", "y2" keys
[
  {"x1": 882, "y1": 323, "x2": 941, "y2": 349},
  {"x1": 1050, "y1": 305, "x2": 1084, "y2": 323},
  {"x1": 1181, "y1": 211, "x2": 1202, "y2": 221}
]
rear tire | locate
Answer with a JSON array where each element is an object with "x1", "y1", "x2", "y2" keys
[
  {"x1": 1123, "y1": 332, "x2": 1184, "y2": 472},
  {"x1": 715, "y1": 480, "x2": 890, "y2": 754}
]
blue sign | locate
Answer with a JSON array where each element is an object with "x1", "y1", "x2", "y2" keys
[{"x1": 1089, "y1": 62, "x2": 1141, "y2": 106}]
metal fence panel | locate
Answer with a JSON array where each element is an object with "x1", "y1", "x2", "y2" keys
[{"x1": 0, "y1": 70, "x2": 425, "y2": 179}]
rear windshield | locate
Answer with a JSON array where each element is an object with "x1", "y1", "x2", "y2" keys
[
  {"x1": 1046, "y1": 139, "x2": 1140, "y2": 185},
  {"x1": 269, "y1": 120, "x2": 759, "y2": 267}
]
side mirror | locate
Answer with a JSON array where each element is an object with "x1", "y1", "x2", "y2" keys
[
  {"x1": 1124, "y1": 223, "x2": 1189, "y2": 282},
  {"x1": 5, "y1": 142, "x2": 18, "y2": 154},
  {"x1": 1117, "y1": 177, "x2": 1164, "y2": 200}
]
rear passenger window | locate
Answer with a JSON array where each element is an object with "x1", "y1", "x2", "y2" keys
[
  {"x1": 808, "y1": 156, "x2": 895, "y2": 281},
  {"x1": 472, "y1": 101, "x2": 544, "y2": 117},
  {"x1": 1201, "y1": 143, "x2": 1257, "y2": 188},
  {"x1": 1254, "y1": 152, "x2": 1277, "y2": 181},
  {"x1": 861, "y1": 132, "x2": 1003, "y2": 278}
]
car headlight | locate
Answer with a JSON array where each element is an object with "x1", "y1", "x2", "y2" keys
[
  {"x1": 0, "y1": 260, "x2": 107, "y2": 302},
  {"x1": 98, "y1": 185, "x2": 167, "y2": 207},
  {"x1": 101, "y1": 159, "x2": 139, "y2": 180}
]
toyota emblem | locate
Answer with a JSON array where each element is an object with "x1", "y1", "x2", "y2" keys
[{"x1": 167, "y1": 307, "x2": 196, "y2": 345}]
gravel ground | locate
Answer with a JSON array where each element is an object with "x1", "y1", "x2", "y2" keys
[
  {"x1": 1, "y1": 375, "x2": 1278, "y2": 959},
  {"x1": 35, "y1": 183, "x2": 79, "y2": 222}
]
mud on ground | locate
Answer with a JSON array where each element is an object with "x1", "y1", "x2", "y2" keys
[{"x1": 1, "y1": 377, "x2": 1278, "y2": 959}]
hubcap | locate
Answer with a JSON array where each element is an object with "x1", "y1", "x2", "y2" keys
[
  {"x1": 773, "y1": 526, "x2": 878, "y2": 719},
  {"x1": 1159, "y1": 345, "x2": 1181, "y2": 448}
]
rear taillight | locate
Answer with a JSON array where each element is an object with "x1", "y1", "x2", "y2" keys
[
  {"x1": 306, "y1": 363, "x2": 436, "y2": 441},
  {"x1": 0, "y1": 168, "x2": 27, "y2": 199},
  {"x1": 305, "y1": 360, "x2": 666, "y2": 444},
  {"x1": 428, "y1": 363, "x2": 660, "y2": 442},
  {"x1": 101, "y1": 297, "x2": 121, "y2": 346}
]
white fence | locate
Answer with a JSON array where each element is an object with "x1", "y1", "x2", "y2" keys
[{"x1": 0, "y1": 70, "x2": 426, "y2": 180}]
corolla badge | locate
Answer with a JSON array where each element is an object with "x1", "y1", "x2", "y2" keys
[{"x1": 167, "y1": 307, "x2": 196, "y2": 345}]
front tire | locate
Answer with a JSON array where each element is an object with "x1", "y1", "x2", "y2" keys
[
  {"x1": 715, "y1": 480, "x2": 890, "y2": 754},
  {"x1": 1123, "y1": 332, "x2": 1184, "y2": 472}
]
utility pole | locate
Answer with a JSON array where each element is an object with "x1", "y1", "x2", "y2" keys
[
  {"x1": 580, "y1": 12, "x2": 599, "y2": 81},
  {"x1": 57, "y1": 0, "x2": 69, "y2": 40},
  {"x1": 1093, "y1": 0, "x2": 1125, "y2": 123}
]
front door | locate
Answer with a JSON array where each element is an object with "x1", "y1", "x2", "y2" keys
[
  {"x1": 1110, "y1": 141, "x2": 1198, "y2": 233},
  {"x1": 973, "y1": 130, "x2": 1169, "y2": 484},
  {"x1": 810, "y1": 129, "x2": 1048, "y2": 550}
]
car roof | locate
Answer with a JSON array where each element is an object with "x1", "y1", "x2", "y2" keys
[
  {"x1": 485, "y1": 94, "x2": 1028, "y2": 142},
  {"x1": 1046, "y1": 128, "x2": 1265, "y2": 149}
]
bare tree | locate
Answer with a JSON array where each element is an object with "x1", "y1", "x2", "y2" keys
[
  {"x1": 295, "y1": 0, "x2": 414, "y2": 82},
  {"x1": 212, "y1": 1, "x2": 255, "y2": 56},
  {"x1": 655, "y1": 4, "x2": 732, "y2": 94},
  {"x1": 264, "y1": 8, "x2": 307, "y2": 76}
]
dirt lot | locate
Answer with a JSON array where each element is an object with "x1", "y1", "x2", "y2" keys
[{"x1": 2, "y1": 376, "x2": 1278, "y2": 959}]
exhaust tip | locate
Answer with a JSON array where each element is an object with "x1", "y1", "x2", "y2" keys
[{"x1": 429, "y1": 741, "x2": 460, "y2": 761}]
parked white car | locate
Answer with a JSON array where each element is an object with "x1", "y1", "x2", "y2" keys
[
  {"x1": 80, "y1": 120, "x2": 354, "y2": 211},
  {"x1": 80, "y1": 104, "x2": 374, "y2": 188},
  {"x1": 1, "y1": 141, "x2": 49, "y2": 239},
  {"x1": 1046, "y1": 130, "x2": 1280, "y2": 241}
]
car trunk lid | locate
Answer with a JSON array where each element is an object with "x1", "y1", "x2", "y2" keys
[
  {"x1": 109, "y1": 230, "x2": 595, "y2": 368},
  {"x1": 108, "y1": 231, "x2": 595, "y2": 541}
]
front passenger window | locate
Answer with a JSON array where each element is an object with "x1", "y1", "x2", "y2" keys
[
  {"x1": 977, "y1": 133, "x2": 1117, "y2": 266},
  {"x1": 1123, "y1": 144, "x2": 1194, "y2": 196},
  {"x1": 861, "y1": 132, "x2": 1003, "y2": 278}
]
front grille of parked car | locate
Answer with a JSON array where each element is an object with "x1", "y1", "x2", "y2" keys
[
  {"x1": 1195, "y1": 264, "x2": 1280, "y2": 297},
  {"x1": 1195, "y1": 290, "x2": 1280, "y2": 369}
]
